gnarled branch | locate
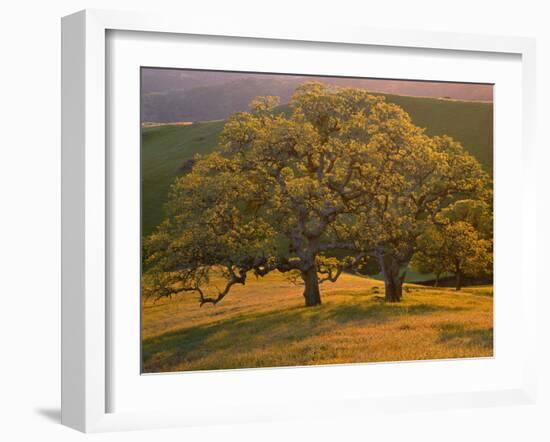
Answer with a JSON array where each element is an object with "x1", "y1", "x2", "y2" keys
[{"x1": 198, "y1": 267, "x2": 247, "y2": 306}]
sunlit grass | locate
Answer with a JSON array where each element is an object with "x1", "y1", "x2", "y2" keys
[{"x1": 142, "y1": 272, "x2": 493, "y2": 373}]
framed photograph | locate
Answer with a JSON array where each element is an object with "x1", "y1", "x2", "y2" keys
[{"x1": 61, "y1": 9, "x2": 537, "y2": 432}]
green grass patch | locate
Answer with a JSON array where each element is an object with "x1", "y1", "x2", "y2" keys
[{"x1": 141, "y1": 120, "x2": 225, "y2": 235}]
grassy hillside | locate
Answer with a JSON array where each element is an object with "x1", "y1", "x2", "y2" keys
[
  {"x1": 384, "y1": 94, "x2": 493, "y2": 172},
  {"x1": 142, "y1": 272, "x2": 493, "y2": 373},
  {"x1": 142, "y1": 94, "x2": 493, "y2": 236},
  {"x1": 141, "y1": 120, "x2": 225, "y2": 236}
]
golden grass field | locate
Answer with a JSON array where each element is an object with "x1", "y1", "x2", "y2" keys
[{"x1": 141, "y1": 272, "x2": 493, "y2": 373}]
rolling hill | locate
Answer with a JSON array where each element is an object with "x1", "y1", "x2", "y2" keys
[
  {"x1": 142, "y1": 92, "x2": 493, "y2": 240},
  {"x1": 141, "y1": 71, "x2": 493, "y2": 122}
]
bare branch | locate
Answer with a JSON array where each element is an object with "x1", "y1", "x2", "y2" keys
[
  {"x1": 318, "y1": 266, "x2": 343, "y2": 284},
  {"x1": 198, "y1": 268, "x2": 247, "y2": 306}
]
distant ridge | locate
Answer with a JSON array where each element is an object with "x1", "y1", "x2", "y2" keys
[{"x1": 141, "y1": 72, "x2": 493, "y2": 123}]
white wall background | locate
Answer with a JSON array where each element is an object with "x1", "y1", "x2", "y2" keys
[{"x1": 0, "y1": 1, "x2": 548, "y2": 440}]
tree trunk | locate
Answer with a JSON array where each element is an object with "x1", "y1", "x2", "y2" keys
[
  {"x1": 302, "y1": 266, "x2": 322, "y2": 307},
  {"x1": 434, "y1": 273, "x2": 440, "y2": 287},
  {"x1": 455, "y1": 271, "x2": 463, "y2": 291},
  {"x1": 378, "y1": 253, "x2": 405, "y2": 303}
]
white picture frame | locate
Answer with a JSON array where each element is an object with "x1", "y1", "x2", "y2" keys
[{"x1": 61, "y1": 9, "x2": 537, "y2": 433}]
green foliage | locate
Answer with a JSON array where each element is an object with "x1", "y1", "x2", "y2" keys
[
  {"x1": 411, "y1": 200, "x2": 493, "y2": 288},
  {"x1": 143, "y1": 82, "x2": 491, "y2": 306},
  {"x1": 141, "y1": 94, "x2": 493, "y2": 237}
]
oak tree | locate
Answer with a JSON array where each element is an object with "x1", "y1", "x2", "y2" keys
[
  {"x1": 354, "y1": 134, "x2": 490, "y2": 301},
  {"x1": 143, "y1": 83, "x2": 490, "y2": 306},
  {"x1": 411, "y1": 200, "x2": 493, "y2": 290}
]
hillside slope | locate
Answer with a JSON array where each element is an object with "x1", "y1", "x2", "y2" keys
[
  {"x1": 142, "y1": 93, "x2": 492, "y2": 237},
  {"x1": 142, "y1": 271, "x2": 493, "y2": 373}
]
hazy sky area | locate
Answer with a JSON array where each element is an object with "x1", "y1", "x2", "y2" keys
[{"x1": 141, "y1": 68, "x2": 493, "y2": 123}]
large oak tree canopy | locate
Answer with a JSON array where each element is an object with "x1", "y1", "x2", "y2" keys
[{"x1": 143, "y1": 82, "x2": 490, "y2": 307}]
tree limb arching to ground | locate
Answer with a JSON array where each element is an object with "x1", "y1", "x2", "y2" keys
[{"x1": 143, "y1": 82, "x2": 491, "y2": 307}]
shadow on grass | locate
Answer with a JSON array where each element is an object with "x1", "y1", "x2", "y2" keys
[
  {"x1": 142, "y1": 298, "x2": 461, "y2": 372},
  {"x1": 323, "y1": 301, "x2": 453, "y2": 325},
  {"x1": 437, "y1": 323, "x2": 493, "y2": 349}
]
